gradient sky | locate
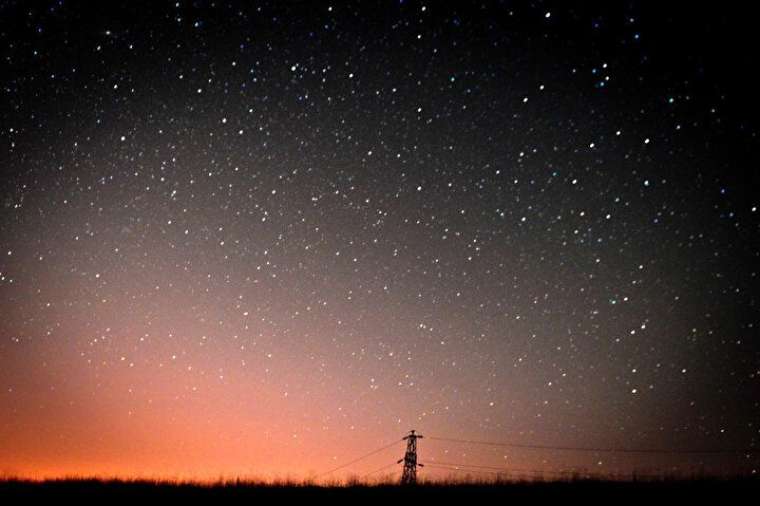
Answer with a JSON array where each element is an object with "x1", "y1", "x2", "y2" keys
[{"x1": 1, "y1": 1, "x2": 759, "y2": 481}]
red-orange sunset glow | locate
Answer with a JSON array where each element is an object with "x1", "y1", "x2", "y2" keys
[{"x1": 2, "y1": 1, "x2": 759, "y2": 484}]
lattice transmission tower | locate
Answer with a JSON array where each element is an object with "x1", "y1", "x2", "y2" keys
[{"x1": 398, "y1": 429, "x2": 424, "y2": 485}]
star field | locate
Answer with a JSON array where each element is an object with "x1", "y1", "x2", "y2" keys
[{"x1": 1, "y1": 1, "x2": 759, "y2": 480}]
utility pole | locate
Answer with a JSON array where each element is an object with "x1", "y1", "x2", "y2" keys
[{"x1": 398, "y1": 429, "x2": 424, "y2": 485}]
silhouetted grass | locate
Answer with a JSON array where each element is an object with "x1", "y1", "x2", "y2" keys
[{"x1": 1, "y1": 475, "x2": 758, "y2": 503}]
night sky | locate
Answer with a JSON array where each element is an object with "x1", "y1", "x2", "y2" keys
[{"x1": 1, "y1": 1, "x2": 759, "y2": 481}]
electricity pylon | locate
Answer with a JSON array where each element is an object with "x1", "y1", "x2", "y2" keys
[{"x1": 398, "y1": 429, "x2": 424, "y2": 485}]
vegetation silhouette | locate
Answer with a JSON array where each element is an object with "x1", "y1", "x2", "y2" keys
[{"x1": 2, "y1": 475, "x2": 758, "y2": 503}]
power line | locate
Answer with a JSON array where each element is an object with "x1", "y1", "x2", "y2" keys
[
  {"x1": 426, "y1": 435, "x2": 759, "y2": 455},
  {"x1": 425, "y1": 463, "x2": 596, "y2": 480},
  {"x1": 430, "y1": 461, "x2": 536, "y2": 473},
  {"x1": 317, "y1": 439, "x2": 403, "y2": 478},
  {"x1": 427, "y1": 461, "x2": 599, "y2": 477},
  {"x1": 317, "y1": 432, "x2": 757, "y2": 483},
  {"x1": 424, "y1": 462, "x2": 673, "y2": 481},
  {"x1": 427, "y1": 461, "x2": 575, "y2": 476},
  {"x1": 425, "y1": 463, "x2": 504, "y2": 476},
  {"x1": 362, "y1": 462, "x2": 399, "y2": 478}
]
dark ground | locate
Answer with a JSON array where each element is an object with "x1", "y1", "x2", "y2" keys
[{"x1": 2, "y1": 478, "x2": 758, "y2": 504}]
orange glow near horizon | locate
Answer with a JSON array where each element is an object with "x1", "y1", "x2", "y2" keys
[
  {"x1": 0, "y1": 262, "x2": 752, "y2": 481},
  {"x1": 3, "y1": 1, "x2": 759, "y2": 484}
]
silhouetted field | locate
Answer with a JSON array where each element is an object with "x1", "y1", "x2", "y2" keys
[{"x1": 1, "y1": 476, "x2": 758, "y2": 503}]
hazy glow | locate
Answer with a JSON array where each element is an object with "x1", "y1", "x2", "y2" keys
[{"x1": 1, "y1": 2, "x2": 758, "y2": 481}]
